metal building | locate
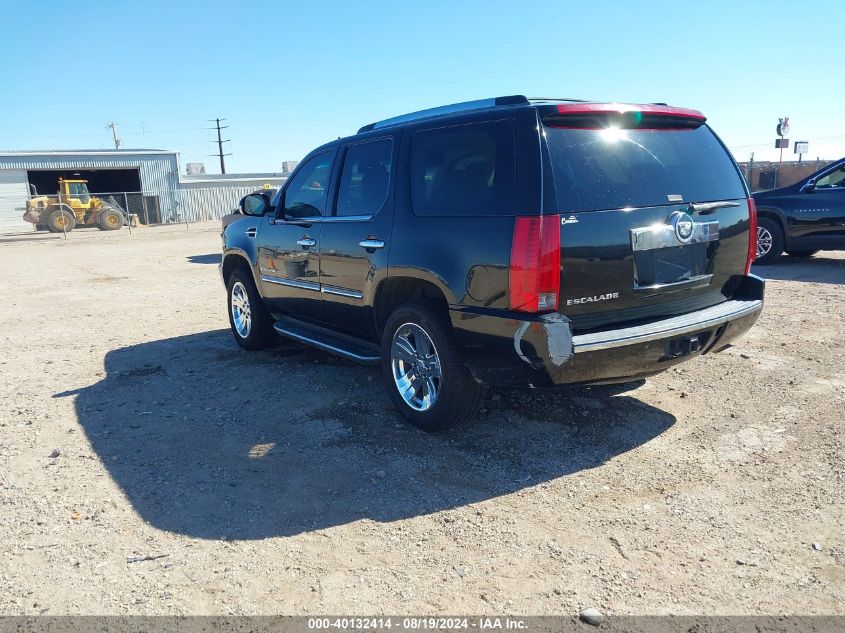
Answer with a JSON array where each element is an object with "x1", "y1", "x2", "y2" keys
[{"x1": 0, "y1": 149, "x2": 286, "y2": 233}]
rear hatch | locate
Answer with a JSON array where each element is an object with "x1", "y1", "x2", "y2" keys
[{"x1": 538, "y1": 103, "x2": 751, "y2": 332}]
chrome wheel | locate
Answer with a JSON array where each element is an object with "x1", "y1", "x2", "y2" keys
[
  {"x1": 230, "y1": 281, "x2": 252, "y2": 338},
  {"x1": 391, "y1": 323, "x2": 441, "y2": 412},
  {"x1": 757, "y1": 226, "x2": 773, "y2": 259}
]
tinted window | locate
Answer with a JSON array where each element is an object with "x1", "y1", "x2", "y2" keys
[
  {"x1": 815, "y1": 165, "x2": 845, "y2": 189},
  {"x1": 283, "y1": 151, "x2": 334, "y2": 218},
  {"x1": 544, "y1": 125, "x2": 747, "y2": 212},
  {"x1": 411, "y1": 120, "x2": 515, "y2": 216},
  {"x1": 335, "y1": 139, "x2": 392, "y2": 216}
]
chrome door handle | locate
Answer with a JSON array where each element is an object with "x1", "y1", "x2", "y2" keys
[
  {"x1": 359, "y1": 239, "x2": 385, "y2": 250},
  {"x1": 296, "y1": 238, "x2": 316, "y2": 248}
]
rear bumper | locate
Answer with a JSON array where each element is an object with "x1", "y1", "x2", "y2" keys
[{"x1": 452, "y1": 274, "x2": 765, "y2": 387}]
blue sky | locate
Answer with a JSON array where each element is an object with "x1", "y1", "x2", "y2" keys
[{"x1": 0, "y1": 0, "x2": 840, "y2": 173}]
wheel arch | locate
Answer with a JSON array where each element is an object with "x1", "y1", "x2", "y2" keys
[
  {"x1": 221, "y1": 251, "x2": 258, "y2": 287},
  {"x1": 754, "y1": 205, "x2": 791, "y2": 247},
  {"x1": 373, "y1": 275, "x2": 451, "y2": 336}
]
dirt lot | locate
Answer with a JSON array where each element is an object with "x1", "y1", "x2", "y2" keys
[{"x1": 0, "y1": 223, "x2": 843, "y2": 616}]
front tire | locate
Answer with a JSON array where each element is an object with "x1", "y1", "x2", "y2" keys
[
  {"x1": 754, "y1": 217, "x2": 784, "y2": 265},
  {"x1": 381, "y1": 301, "x2": 485, "y2": 432},
  {"x1": 46, "y1": 207, "x2": 76, "y2": 233},
  {"x1": 227, "y1": 269, "x2": 275, "y2": 350}
]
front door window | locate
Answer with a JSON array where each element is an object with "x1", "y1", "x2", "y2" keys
[{"x1": 282, "y1": 153, "x2": 334, "y2": 219}]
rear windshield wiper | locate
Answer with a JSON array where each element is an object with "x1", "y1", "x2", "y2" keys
[{"x1": 688, "y1": 201, "x2": 741, "y2": 215}]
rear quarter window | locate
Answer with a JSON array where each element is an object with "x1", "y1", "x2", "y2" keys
[
  {"x1": 410, "y1": 119, "x2": 515, "y2": 216},
  {"x1": 544, "y1": 125, "x2": 746, "y2": 212}
]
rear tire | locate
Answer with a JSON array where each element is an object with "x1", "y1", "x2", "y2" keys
[
  {"x1": 227, "y1": 269, "x2": 275, "y2": 350},
  {"x1": 381, "y1": 301, "x2": 486, "y2": 432},
  {"x1": 97, "y1": 207, "x2": 125, "y2": 231},
  {"x1": 754, "y1": 217, "x2": 783, "y2": 265},
  {"x1": 46, "y1": 207, "x2": 76, "y2": 233},
  {"x1": 786, "y1": 249, "x2": 819, "y2": 258}
]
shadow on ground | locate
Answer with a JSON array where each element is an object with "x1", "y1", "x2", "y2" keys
[
  {"x1": 187, "y1": 253, "x2": 222, "y2": 265},
  {"x1": 59, "y1": 330, "x2": 674, "y2": 540},
  {"x1": 754, "y1": 255, "x2": 845, "y2": 284}
]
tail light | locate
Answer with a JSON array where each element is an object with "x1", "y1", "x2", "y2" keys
[
  {"x1": 509, "y1": 214, "x2": 561, "y2": 312},
  {"x1": 745, "y1": 198, "x2": 757, "y2": 274}
]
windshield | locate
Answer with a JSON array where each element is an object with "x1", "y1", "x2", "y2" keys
[
  {"x1": 66, "y1": 182, "x2": 91, "y2": 203},
  {"x1": 543, "y1": 125, "x2": 746, "y2": 213}
]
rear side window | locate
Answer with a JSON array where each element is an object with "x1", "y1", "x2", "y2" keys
[
  {"x1": 544, "y1": 125, "x2": 746, "y2": 212},
  {"x1": 335, "y1": 138, "x2": 392, "y2": 216},
  {"x1": 410, "y1": 119, "x2": 515, "y2": 216}
]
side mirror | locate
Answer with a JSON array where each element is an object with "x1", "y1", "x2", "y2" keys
[
  {"x1": 802, "y1": 178, "x2": 816, "y2": 193},
  {"x1": 240, "y1": 193, "x2": 270, "y2": 216}
]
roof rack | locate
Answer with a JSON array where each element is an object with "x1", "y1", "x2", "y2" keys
[{"x1": 357, "y1": 95, "x2": 529, "y2": 134}]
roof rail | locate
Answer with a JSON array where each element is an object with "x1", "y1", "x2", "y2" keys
[
  {"x1": 357, "y1": 95, "x2": 529, "y2": 134},
  {"x1": 528, "y1": 97, "x2": 590, "y2": 103}
]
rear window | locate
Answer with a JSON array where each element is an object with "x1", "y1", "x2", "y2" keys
[
  {"x1": 543, "y1": 125, "x2": 746, "y2": 213},
  {"x1": 410, "y1": 119, "x2": 515, "y2": 216}
]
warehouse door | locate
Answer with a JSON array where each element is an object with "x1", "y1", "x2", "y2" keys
[{"x1": 27, "y1": 168, "x2": 142, "y2": 197}]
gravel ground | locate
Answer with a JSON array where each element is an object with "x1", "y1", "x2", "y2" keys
[{"x1": 0, "y1": 222, "x2": 842, "y2": 616}]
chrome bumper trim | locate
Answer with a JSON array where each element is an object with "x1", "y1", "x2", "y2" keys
[{"x1": 572, "y1": 299, "x2": 763, "y2": 353}]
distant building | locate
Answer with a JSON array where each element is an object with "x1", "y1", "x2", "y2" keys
[
  {"x1": 185, "y1": 162, "x2": 206, "y2": 175},
  {"x1": 0, "y1": 149, "x2": 287, "y2": 233},
  {"x1": 281, "y1": 160, "x2": 299, "y2": 174}
]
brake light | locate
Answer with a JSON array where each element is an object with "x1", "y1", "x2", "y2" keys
[
  {"x1": 745, "y1": 198, "x2": 757, "y2": 274},
  {"x1": 509, "y1": 214, "x2": 561, "y2": 312},
  {"x1": 554, "y1": 102, "x2": 706, "y2": 121},
  {"x1": 545, "y1": 103, "x2": 706, "y2": 130}
]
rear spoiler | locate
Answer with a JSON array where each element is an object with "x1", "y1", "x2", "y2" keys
[{"x1": 540, "y1": 102, "x2": 706, "y2": 130}]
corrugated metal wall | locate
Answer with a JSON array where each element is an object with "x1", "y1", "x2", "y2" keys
[
  {"x1": 177, "y1": 185, "x2": 264, "y2": 222},
  {"x1": 0, "y1": 170, "x2": 30, "y2": 233},
  {"x1": 0, "y1": 152, "x2": 179, "y2": 190}
]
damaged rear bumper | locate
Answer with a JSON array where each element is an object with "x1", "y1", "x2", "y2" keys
[{"x1": 451, "y1": 275, "x2": 765, "y2": 388}]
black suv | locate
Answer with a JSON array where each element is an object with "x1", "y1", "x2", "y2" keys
[
  {"x1": 752, "y1": 157, "x2": 845, "y2": 264},
  {"x1": 221, "y1": 96, "x2": 764, "y2": 431}
]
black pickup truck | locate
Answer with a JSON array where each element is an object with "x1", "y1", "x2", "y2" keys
[
  {"x1": 752, "y1": 157, "x2": 845, "y2": 264},
  {"x1": 221, "y1": 96, "x2": 764, "y2": 431}
]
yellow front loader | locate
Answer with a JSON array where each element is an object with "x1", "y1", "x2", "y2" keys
[{"x1": 23, "y1": 178, "x2": 125, "y2": 233}]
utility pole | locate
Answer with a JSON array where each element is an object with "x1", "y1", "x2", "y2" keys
[
  {"x1": 208, "y1": 118, "x2": 232, "y2": 174},
  {"x1": 106, "y1": 122, "x2": 122, "y2": 149}
]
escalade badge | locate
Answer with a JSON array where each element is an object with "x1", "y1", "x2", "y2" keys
[{"x1": 673, "y1": 211, "x2": 695, "y2": 243}]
